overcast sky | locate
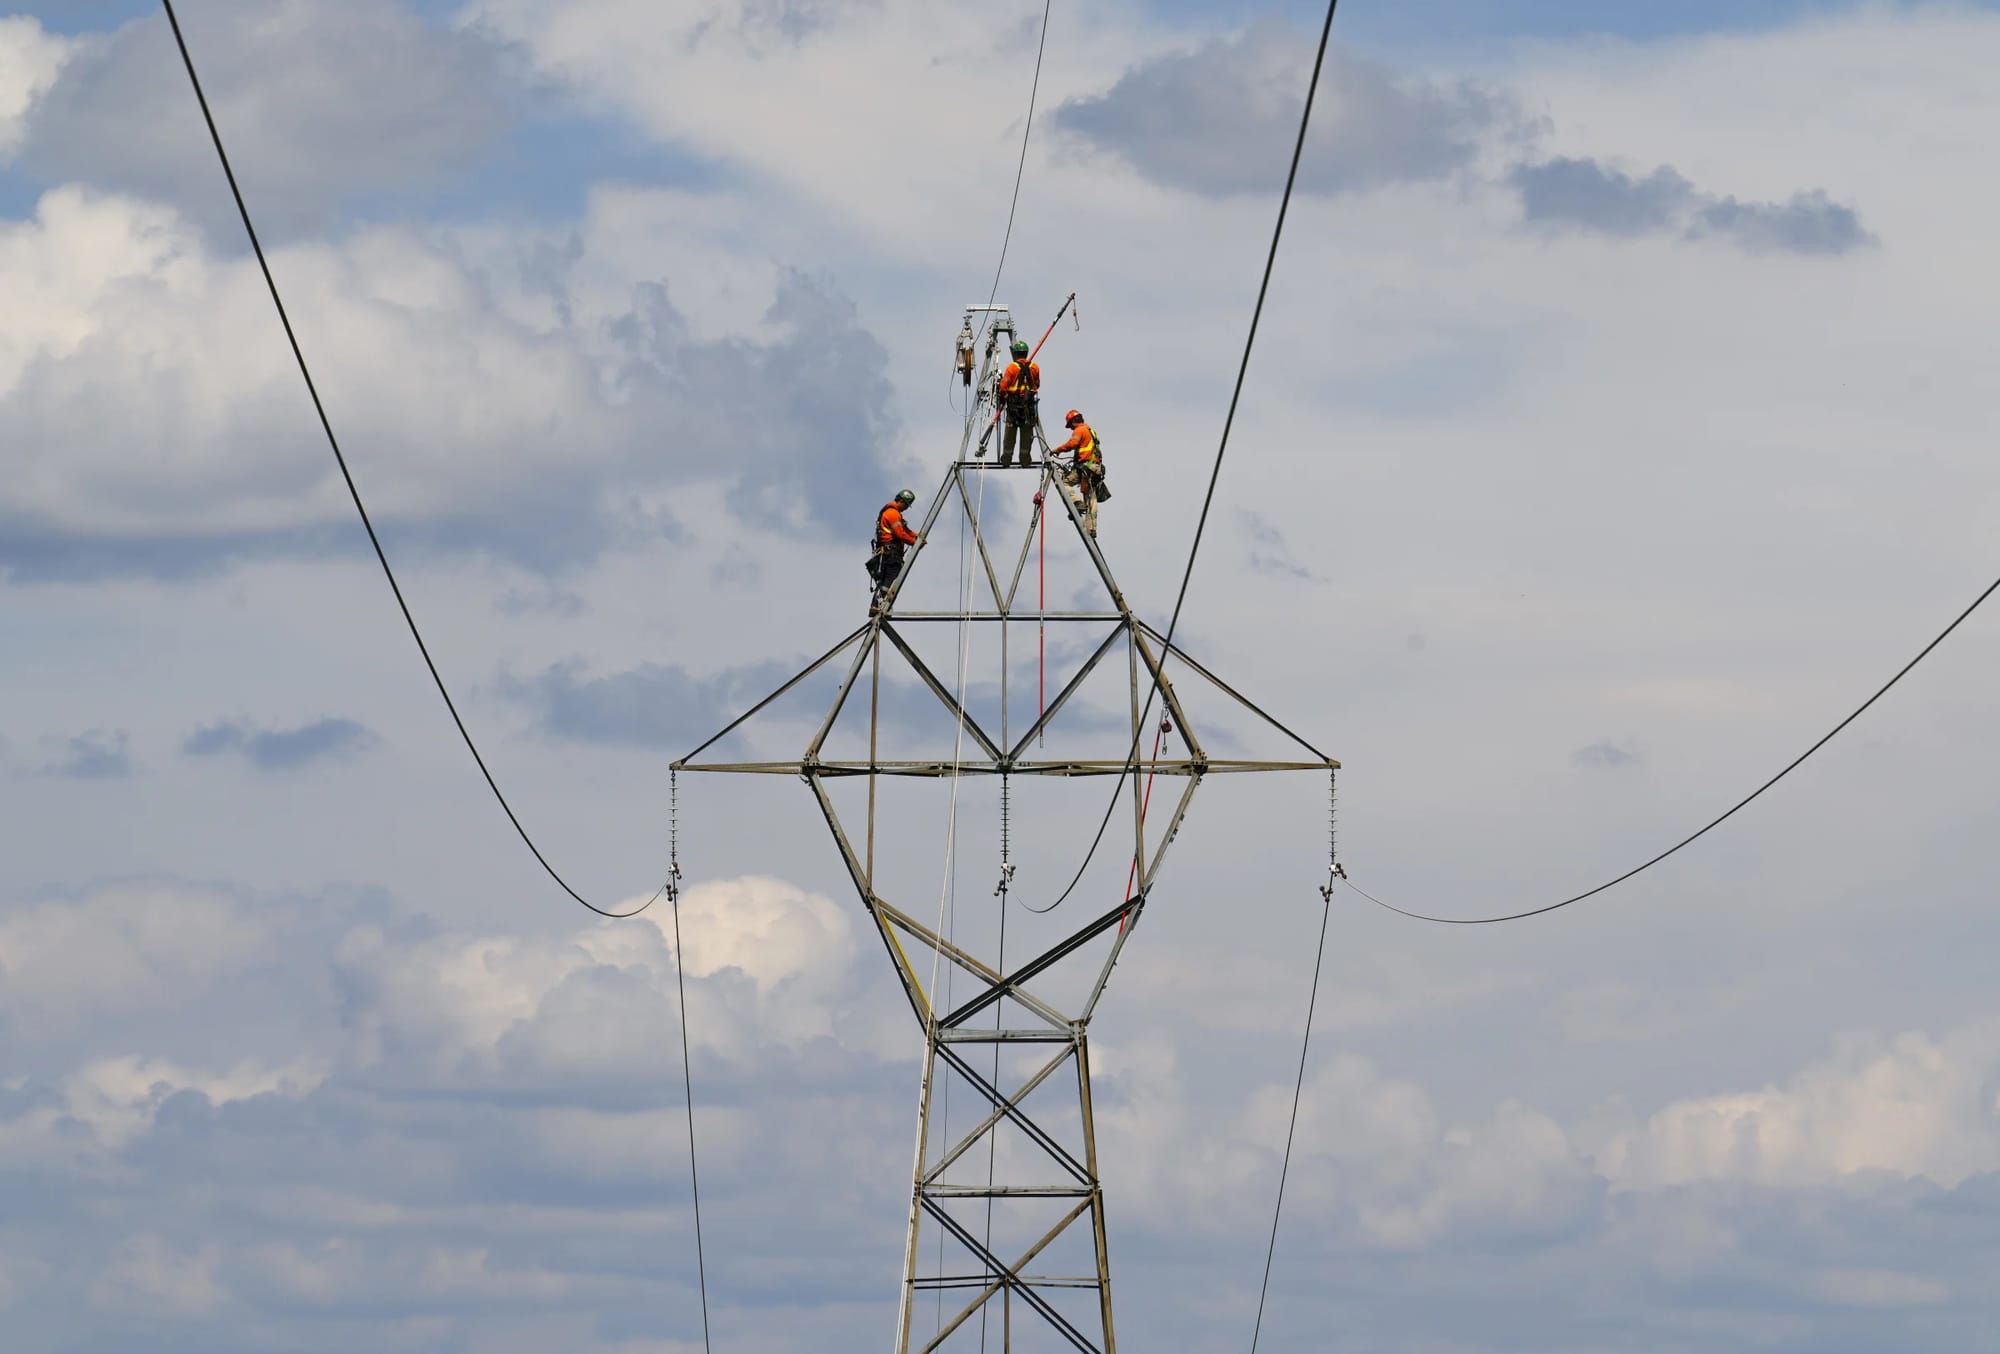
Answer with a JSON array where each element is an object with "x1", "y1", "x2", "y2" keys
[{"x1": 5, "y1": 1, "x2": 2000, "y2": 1350}]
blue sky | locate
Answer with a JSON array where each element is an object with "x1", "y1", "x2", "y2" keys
[
  {"x1": 5, "y1": 2, "x2": 2000, "y2": 1350},
  {"x1": 1159, "y1": 0, "x2": 2000, "y2": 46}
]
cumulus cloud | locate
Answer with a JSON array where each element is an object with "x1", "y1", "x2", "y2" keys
[
  {"x1": 0, "y1": 882, "x2": 273, "y2": 1034},
  {"x1": 1512, "y1": 155, "x2": 1877, "y2": 255},
  {"x1": 1057, "y1": 26, "x2": 1530, "y2": 196},
  {"x1": 0, "y1": 873, "x2": 912, "y2": 1347},
  {"x1": 61, "y1": 1054, "x2": 328, "y2": 1152},
  {"x1": 330, "y1": 875, "x2": 877, "y2": 1094},
  {"x1": 9, "y1": 2, "x2": 2000, "y2": 1347},
  {"x1": 6, "y1": 872, "x2": 2000, "y2": 1349},
  {"x1": 183, "y1": 716, "x2": 375, "y2": 770},
  {"x1": 32, "y1": 728, "x2": 133, "y2": 779},
  {"x1": 1594, "y1": 1024, "x2": 2000, "y2": 1190},
  {"x1": 0, "y1": 16, "x2": 70, "y2": 157},
  {"x1": 0, "y1": 189, "x2": 902, "y2": 581},
  {"x1": 14, "y1": 0, "x2": 509, "y2": 236}
]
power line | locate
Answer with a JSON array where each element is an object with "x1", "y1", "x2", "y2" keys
[
  {"x1": 159, "y1": 0, "x2": 658, "y2": 921},
  {"x1": 1351, "y1": 569, "x2": 2000, "y2": 925},
  {"x1": 1022, "y1": 0, "x2": 1338, "y2": 915},
  {"x1": 169, "y1": 8, "x2": 712, "y2": 1345},
  {"x1": 986, "y1": 0, "x2": 1053, "y2": 310}
]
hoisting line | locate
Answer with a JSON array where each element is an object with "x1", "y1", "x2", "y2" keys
[
  {"x1": 666, "y1": 770, "x2": 714, "y2": 1352},
  {"x1": 1249, "y1": 768, "x2": 1340, "y2": 1354},
  {"x1": 159, "y1": 0, "x2": 661, "y2": 922},
  {"x1": 925, "y1": 460, "x2": 992, "y2": 1336},
  {"x1": 1237, "y1": 11, "x2": 1345, "y2": 1343},
  {"x1": 980, "y1": 774, "x2": 1016, "y2": 1354},
  {"x1": 1348, "y1": 567, "x2": 2000, "y2": 926}
]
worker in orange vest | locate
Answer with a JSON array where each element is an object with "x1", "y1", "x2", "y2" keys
[
  {"x1": 1051, "y1": 409, "x2": 1108, "y2": 537},
  {"x1": 868, "y1": 489, "x2": 920, "y2": 610},
  {"x1": 996, "y1": 339, "x2": 1040, "y2": 467}
]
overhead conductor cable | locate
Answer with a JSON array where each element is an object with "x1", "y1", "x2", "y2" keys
[
  {"x1": 159, "y1": 0, "x2": 660, "y2": 922},
  {"x1": 1023, "y1": 0, "x2": 1339, "y2": 916},
  {"x1": 1351, "y1": 568, "x2": 2000, "y2": 926},
  {"x1": 162, "y1": 5, "x2": 712, "y2": 1351}
]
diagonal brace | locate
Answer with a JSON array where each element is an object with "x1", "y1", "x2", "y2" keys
[
  {"x1": 923, "y1": 1043, "x2": 1076, "y2": 1186},
  {"x1": 940, "y1": 899, "x2": 1131, "y2": 1030},
  {"x1": 1007, "y1": 622, "x2": 1129, "y2": 761},
  {"x1": 933, "y1": 1042, "x2": 1092, "y2": 1186},
  {"x1": 920, "y1": 1197, "x2": 1101, "y2": 1354},
  {"x1": 881, "y1": 622, "x2": 1006, "y2": 762}
]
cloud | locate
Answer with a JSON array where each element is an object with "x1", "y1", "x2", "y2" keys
[
  {"x1": 34, "y1": 728, "x2": 133, "y2": 779},
  {"x1": 1690, "y1": 189, "x2": 1877, "y2": 256},
  {"x1": 10, "y1": 3, "x2": 2000, "y2": 1349},
  {"x1": 1512, "y1": 155, "x2": 1876, "y2": 255},
  {"x1": 1057, "y1": 26, "x2": 1529, "y2": 197},
  {"x1": 500, "y1": 657, "x2": 801, "y2": 751},
  {"x1": 14, "y1": 0, "x2": 509, "y2": 237},
  {"x1": 91, "y1": 1233, "x2": 227, "y2": 1320},
  {"x1": 0, "y1": 882, "x2": 274, "y2": 1034},
  {"x1": 1572, "y1": 738, "x2": 1641, "y2": 768},
  {"x1": 1513, "y1": 156, "x2": 1697, "y2": 235},
  {"x1": 183, "y1": 717, "x2": 375, "y2": 770},
  {"x1": 1239, "y1": 508, "x2": 1315, "y2": 580},
  {"x1": 1593, "y1": 1024, "x2": 2000, "y2": 1190},
  {"x1": 6, "y1": 872, "x2": 2000, "y2": 1349},
  {"x1": 0, "y1": 17, "x2": 70, "y2": 158},
  {"x1": 502, "y1": 648, "x2": 999, "y2": 756},
  {"x1": 0, "y1": 189, "x2": 904, "y2": 581}
]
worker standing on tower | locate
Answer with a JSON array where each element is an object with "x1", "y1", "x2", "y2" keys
[
  {"x1": 996, "y1": 339, "x2": 1040, "y2": 467},
  {"x1": 868, "y1": 489, "x2": 920, "y2": 611},
  {"x1": 1051, "y1": 409, "x2": 1108, "y2": 537}
]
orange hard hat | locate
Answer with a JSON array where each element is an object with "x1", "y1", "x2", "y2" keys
[{"x1": 1064, "y1": 409, "x2": 1083, "y2": 425}]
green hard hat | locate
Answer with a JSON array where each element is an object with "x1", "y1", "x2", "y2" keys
[
  {"x1": 1011, "y1": 340, "x2": 1029, "y2": 357},
  {"x1": 896, "y1": 489, "x2": 916, "y2": 506}
]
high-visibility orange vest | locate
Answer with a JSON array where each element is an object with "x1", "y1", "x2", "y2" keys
[
  {"x1": 877, "y1": 502, "x2": 915, "y2": 546},
  {"x1": 999, "y1": 360, "x2": 1040, "y2": 411}
]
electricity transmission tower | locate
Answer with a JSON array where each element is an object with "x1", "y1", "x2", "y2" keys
[{"x1": 676, "y1": 307, "x2": 1336, "y2": 1351}]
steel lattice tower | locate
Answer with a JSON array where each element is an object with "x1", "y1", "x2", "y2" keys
[{"x1": 676, "y1": 308, "x2": 1335, "y2": 1351}]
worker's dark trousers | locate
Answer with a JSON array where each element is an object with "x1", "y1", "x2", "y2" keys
[
  {"x1": 1001, "y1": 410, "x2": 1036, "y2": 465},
  {"x1": 873, "y1": 546, "x2": 907, "y2": 596}
]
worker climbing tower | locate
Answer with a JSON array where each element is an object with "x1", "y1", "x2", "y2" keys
[{"x1": 676, "y1": 307, "x2": 1336, "y2": 1351}]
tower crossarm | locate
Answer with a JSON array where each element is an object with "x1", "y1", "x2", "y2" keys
[{"x1": 674, "y1": 758, "x2": 1333, "y2": 776}]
